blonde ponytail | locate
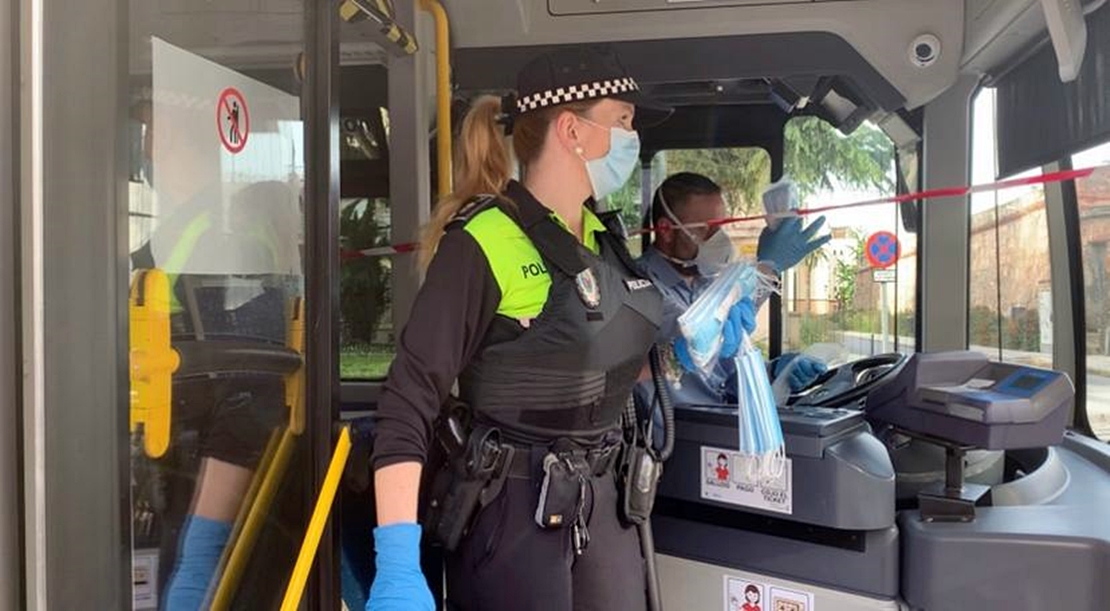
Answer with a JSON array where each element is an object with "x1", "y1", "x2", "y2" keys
[{"x1": 420, "y1": 95, "x2": 513, "y2": 268}]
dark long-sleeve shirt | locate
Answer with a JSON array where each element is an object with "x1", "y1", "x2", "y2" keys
[
  {"x1": 371, "y1": 181, "x2": 609, "y2": 469},
  {"x1": 371, "y1": 229, "x2": 500, "y2": 469}
]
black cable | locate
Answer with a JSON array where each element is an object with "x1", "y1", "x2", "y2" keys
[
  {"x1": 638, "y1": 520, "x2": 663, "y2": 611},
  {"x1": 648, "y1": 346, "x2": 676, "y2": 462}
]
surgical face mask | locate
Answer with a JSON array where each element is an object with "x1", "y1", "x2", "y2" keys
[
  {"x1": 577, "y1": 116, "x2": 641, "y2": 200},
  {"x1": 657, "y1": 190, "x2": 736, "y2": 276}
]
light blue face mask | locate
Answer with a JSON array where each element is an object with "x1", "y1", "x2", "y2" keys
[{"x1": 578, "y1": 116, "x2": 641, "y2": 200}]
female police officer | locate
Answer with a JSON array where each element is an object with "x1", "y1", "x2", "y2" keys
[{"x1": 367, "y1": 46, "x2": 673, "y2": 610}]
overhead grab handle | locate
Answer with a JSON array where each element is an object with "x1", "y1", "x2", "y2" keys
[{"x1": 340, "y1": 0, "x2": 419, "y2": 56}]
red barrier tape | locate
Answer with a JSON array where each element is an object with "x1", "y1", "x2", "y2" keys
[{"x1": 340, "y1": 166, "x2": 1100, "y2": 260}]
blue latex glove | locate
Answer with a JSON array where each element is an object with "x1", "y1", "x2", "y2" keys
[
  {"x1": 757, "y1": 216, "x2": 832, "y2": 272},
  {"x1": 164, "y1": 515, "x2": 232, "y2": 611},
  {"x1": 367, "y1": 523, "x2": 434, "y2": 611},
  {"x1": 719, "y1": 298, "x2": 757, "y2": 360},
  {"x1": 674, "y1": 336, "x2": 696, "y2": 372},
  {"x1": 674, "y1": 298, "x2": 756, "y2": 371},
  {"x1": 771, "y1": 353, "x2": 828, "y2": 392}
]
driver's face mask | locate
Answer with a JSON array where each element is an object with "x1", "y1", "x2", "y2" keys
[{"x1": 657, "y1": 189, "x2": 736, "y2": 276}]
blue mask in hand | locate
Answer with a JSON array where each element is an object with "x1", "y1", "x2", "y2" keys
[{"x1": 578, "y1": 117, "x2": 641, "y2": 201}]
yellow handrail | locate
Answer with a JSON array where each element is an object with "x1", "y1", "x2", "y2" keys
[
  {"x1": 209, "y1": 427, "x2": 298, "y2": 611},
  {"x1": 419, "y1": 0, "x2": 453, "y2": 198},
  {"x1": 207, "y1": 428, "x2": 280, "y2": 609},
  {"x1": 280, "y1": 426, "x2": 353, "y2": 611},
  {"x1": 209, "y1": 297, "x2": 306, "y2": 610},
  {"x1": 129, "y1": 269, "x2": 180, "y2": 458}
]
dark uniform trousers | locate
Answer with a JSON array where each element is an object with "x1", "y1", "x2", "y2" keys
[{"x1": 446, "y1": 470, "x2": 648, "y2": 611}]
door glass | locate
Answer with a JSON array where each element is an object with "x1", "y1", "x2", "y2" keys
[
  {"x1": 1072, "y1": 141, "x2": 1110, "y2": 439},
  {"x1": 127, "y1": 4, "x2": 314, "y2": 609}
]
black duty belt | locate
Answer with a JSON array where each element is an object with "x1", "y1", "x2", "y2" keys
[{"x1": 506, "y1": 442, "x2": 621, "y2": 480}]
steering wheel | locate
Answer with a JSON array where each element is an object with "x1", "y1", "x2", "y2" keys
[{"x1": 786, "y1": 353, "x2": 907, "y2": 409}]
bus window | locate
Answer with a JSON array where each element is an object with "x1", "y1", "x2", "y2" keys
[
  {"x1": 968, "y1": 89, "x2": 1052, "y2": 368},
  {"x1": 339, "y1": 197, "x2": 394, "y2": 379},
  {"x1": 779, "y1": 116, "x2": 911, "y2": 361},
  {"x1": 1072, "y1": 141, "x2": 1110, "y2": 439},
  {"x1": 339, "y1": 108, "x2": 395, "y2": 380}
]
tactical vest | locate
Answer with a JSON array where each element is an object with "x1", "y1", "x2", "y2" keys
[{"x1": 453, "y1": 190, "x2": 664, "y2": 445}]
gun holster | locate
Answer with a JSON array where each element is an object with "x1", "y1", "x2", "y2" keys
[{"x1": 422, "y1": 401, "x2": 514, "y2": 551}]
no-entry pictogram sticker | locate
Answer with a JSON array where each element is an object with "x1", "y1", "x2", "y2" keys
[
  {"x1": 865, "y1": 231, "x2": 900, "y2": 269},
  {"x1": 216, "y1": 87, "x2": 249, "y2": 154}
]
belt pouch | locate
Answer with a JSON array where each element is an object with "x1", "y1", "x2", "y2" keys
[{"x1": 534, "y1": 453, "x2": 584, "y2": 529}]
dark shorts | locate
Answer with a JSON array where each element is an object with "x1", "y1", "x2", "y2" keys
[{"x1": 172, "y1": 374, "x2": 286, "y2": 468}]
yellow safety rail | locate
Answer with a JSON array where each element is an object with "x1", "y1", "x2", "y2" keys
[
  {"x1": 129, "y1": 269, "x2": 180, "y2": 458},
  {"x1": 209, "y1": 428, "x2": 298, "y2": 611},
  {"x1": 280, "y1": 426, "x2": 353, "y2": 611},
  {"x1": 209, "y1": 297, "x2": 306, "y2": 611},
  {"x1": 419, "y1": 0, "x2": 453, "y2": 198},
  {"x1": 207, "y1": 428, "x2": 281, "y2": 611},
  {"x1": 286, "y1": 297, "x2": 306, "y2": 435}
]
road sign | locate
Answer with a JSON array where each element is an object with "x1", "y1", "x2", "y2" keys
[
  {"x1": 217, "y1": 87, "x2": 249, "y2": 154},
  {"x1": 865, "y1": 231, "x2": 900, "y2": 269},
  {"x1": 872, "y1": 269, "x2": 896, "y2": 283}
]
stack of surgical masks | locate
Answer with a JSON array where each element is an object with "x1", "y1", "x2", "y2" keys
[
  {"x1": 734, "y1": 344, "x2": 786, "y2": 482},
  {"x1": 677, "y1": 261, "x2": 786, "y2": 482}
]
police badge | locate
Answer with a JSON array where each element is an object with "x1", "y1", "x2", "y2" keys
[{"x1": 575, "y1": 269, "x2": 601, "y2": 309}]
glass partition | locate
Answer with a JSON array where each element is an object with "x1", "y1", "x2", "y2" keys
[{"x1": 127, "y1": 5, "x2": 314, "y2": 609}]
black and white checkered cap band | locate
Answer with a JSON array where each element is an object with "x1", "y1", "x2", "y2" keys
[{"x1": 516, "y1": 77, "x2": 639, "y2": 114}]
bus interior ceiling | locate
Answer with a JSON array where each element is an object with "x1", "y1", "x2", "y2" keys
[
  {"x1": 442, "y1": 0, "x2": 1071, "y2": 110},
  {"x1": 334, "y1": 0, "x2": 1103, "y2": 198},
  {"x1": 128, "y1": 0, "x2": 1100, "y2": 146}
]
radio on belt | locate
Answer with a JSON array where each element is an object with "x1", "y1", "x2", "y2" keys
[{"x1": 866, "y1": 351, "x2": 1073, "y2": 451}]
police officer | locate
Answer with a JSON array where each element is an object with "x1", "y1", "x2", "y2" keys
[
  {"x1": 367, "y1": 46, "x2": 672, "y2": 611},
  {"x1": 637, "y1": 172, "x2": 830, "y2": 413}
]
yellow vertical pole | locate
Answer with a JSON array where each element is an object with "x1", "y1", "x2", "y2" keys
[
  {"x1": 279, "y1": 426, "x2": 353, "y2": 611},
  {"x1": 419, "y1": 0, "x2": 453, "y2": 198}
]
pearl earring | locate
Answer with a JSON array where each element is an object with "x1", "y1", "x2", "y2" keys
[{"x1": 575, "y1": 146, "x2": 584, "y2": 156}]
